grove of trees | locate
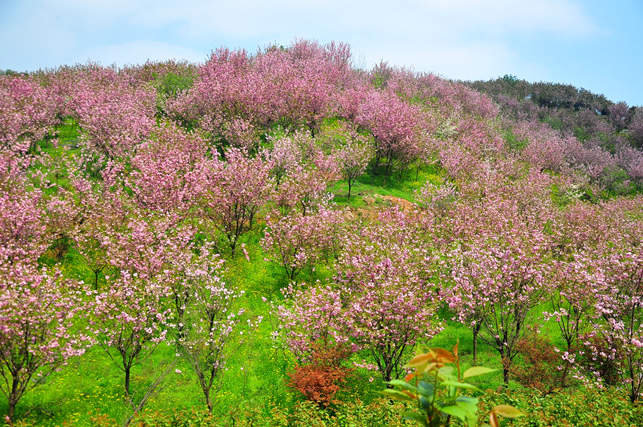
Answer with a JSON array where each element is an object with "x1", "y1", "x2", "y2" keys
[{"x1": 2, "y1": 39, "x2": 643, "y2": 425}]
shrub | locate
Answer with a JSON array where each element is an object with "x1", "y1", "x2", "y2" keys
[
  {"x1": 506, "y1": 328, "x2": 577, "y2": 396},
  {"x1": 287, "y1": 341, "x2": 354, "y2": 407},
  {"x1": 480, "y1": 386, "x2": 643, "y2": 427}
]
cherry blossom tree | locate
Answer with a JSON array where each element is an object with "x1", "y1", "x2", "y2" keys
[
  {"x1": 0, "y1": 153, "x2": 47, "y2": 265},
  {"x1": 275, "y1": 285, "x2": 346, "y2": 360},
  {"x1": 355, "y1": 88, "x2": 422, "y2": 180},
  {"x1": 72, "y1": 70, "x2": 156, "y2": 164},
  {"x1": 587, "y1": 249, "x2": 643, "y2": 402},
  {"x1": 196, "y1": 148, "x2": 273, "y2": 257},
  {"x1": 0, "y1": 75, "x2": 59, "y2": 154},
  {"x1": 262, "y1": 208, "x2": 344, "y2": 281},
  {"x1": 129, "y1": 123, "x2": 210, "y2": 215},
  {"x1": 90, "y1": 269, "x2": 171, "y2": 397},
  {"x1": 545, "y1": 254, "x2": 603, "y2": 352},
  {"x1": 344, "y1": 272, "x2": 441, "y2": 383},
  {"x1": 327, "y1": 124, "x2": 374, "y2": 200},
  {"x1": 446, "y1": 189, "x2": 552, "y2": 382},
  {"x1": 166, "y1": 245, "x2": 242, "y2": 413},
  {"x1": 0, "y1": 265, "x2": 87, "y2": 421}
]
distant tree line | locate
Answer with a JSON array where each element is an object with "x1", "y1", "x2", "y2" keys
[{"x1": 464, "y1": 75, "x2": 643, "y2": 149}]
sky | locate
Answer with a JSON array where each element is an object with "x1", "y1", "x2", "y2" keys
[{"x1": 1, "y1": 0, "x2": 641, "y2": 106}]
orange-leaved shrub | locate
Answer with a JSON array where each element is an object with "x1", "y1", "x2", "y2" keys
[{"x1": 286, "y1": 341, "x2": 354, "y2": 407}]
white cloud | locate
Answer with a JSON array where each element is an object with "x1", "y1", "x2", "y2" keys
[
  {"x1": 122, "y1": 0, "x2": 600, "y2": 40},
  {"x1": 0, "y1": 0, "x2": 603, "y2": 82}
]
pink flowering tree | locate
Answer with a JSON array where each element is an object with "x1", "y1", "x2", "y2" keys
[
  {"x1": 0, "y1": 153, "x2": 47, "y2": 266},
  {"x1": 355, "y1": 89, "x2": 422, "y2": 180},
  {"x1": 263, "y1": 133, "x2": 307, "y2": 186},
  {"x1": 0, "y1": 152, "x2": 90, "y2": 421},
  {"x1": 329, "y1": 125, "x2": 374, "y2": 200},
  {"x1": 339, "y1": 208, "x2": 440, "y2": 382},
  {"x1": 107, "y1": 214, "x2": 194, "y2": 282},
  {"x1": 628, "y1": 108, "x2": 643, "y2": 149},
  {"x1": 271, "y1": 164, "x2": 337, "y2": 217},
  {"x1": 275, "y1": 208, "x2": 442, "y2": 383},
  {"x1": 415, "y1": 180, "x2": 458, "y2": 220},
  {"x1": 262, "y1": 208, "x2": 344, "y2": 281},
  {"x1": 274, "y1": 285, "x2": 346, "y2": 361},
  {"x1": 276, "y1": 276, "x2": 441, "y2": 384},
  {"x1": 197, "y1": 148, "x2": 273, "y2": 257},
  {"x1": 168, "y1": 40, "x2": 353, "y2": 140},
  {"x1": 265, "y1": 131, "x2": 340, "y2": 216},
  {"x1": 166, "y1": 244, "x2": 245, "y2": 414},
  {"x1": 129, "y1": 123, "x2": 210, "y2": 215},
  {"x1": 69, "y1": 171, "x2": 131, "y2": 289},
  {"x1": 89, "y1": 269, "x2": 173, "y2": 412},
  {"x1": 0, "y1": 76, "x2": 59, "y2": 154},
  {"x1": 72, "y1": 70, "x2": 156, "y2": 170},
  {"x1": 344, "y1": 274, "x2": 441, "y2": 383},
  {"x1": 616, "y1": 144, "x2": 643, "y2": 186},
  {"x1": 448, "y1": 220, "x2": 550, "y2": 383},
  {"x1": 0, "y1": 265, "x2": 87, "y2": 421},
  {"x1": 585, "y1": 249, "x2": 643, "y2": 402},
  {"x1": 545, "y1": 255, "x2": 603, "y2": 352}
]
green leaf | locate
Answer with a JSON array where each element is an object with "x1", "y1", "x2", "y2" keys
[
  {"x1": 440, "y1": 405, "x2": 467, "y2": 421},
  {"x1": 493, "y1": 404, "x2": 524, "y2": 418},
  {"x1": 455, "y1": 400, "x2": 478, "y2": 415},
  {"x1": 380, "y1": 389, "x2": 415, "y2": 402},
  {"x1": 463, "y1": 366, "x2": 496, "y2": 379},
  {"x1": 440, "y1": 381, "x2": 482, "y2": 392},
  {"x1": 402, "y1": 411, "x2": 429, "y2": 426},
  {"x1": 387, "y1": 379, "x2": 418, "y2": 393},
  {"x1": 438, "y1": 365, "x2": 455, "y2": 378},
  {"x1": 456, "y1": 396, "x2": 479, "y2": 406},
  {"x1": 419, "y1": 396, "x2": 432, "y2": 411},
  {"x1": 418, "y1": 381, "x2": 435, "y2": 397}
]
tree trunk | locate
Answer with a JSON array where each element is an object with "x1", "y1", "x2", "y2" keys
[
  {"x1": 125, "y1": 365, "x2": 131, "y2": 396},
  {"x1": 7, "y1": 402, "x2": 15, "y2": 422},
  {"x1": 372, "y1": 154, "x2": 380, "y2": 175},
  {"x1": 503, "y1": 365, "x2": 510, "y2": 384},
  {"x1": 501, "y1": 347, "x2": 510, "y2": 384},
  {"x1": 472, "y1": 323, "x2": 482, "y2": 366},
  {"x1": 204, "y1": 388, "x2": 213, "y2": 414}
]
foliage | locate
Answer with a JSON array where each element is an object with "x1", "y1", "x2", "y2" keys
[
  {"x1": 286, "y1": 341, "x2": 354, "y2": 407},
  {"x1": 3, "y1": 39, "x2": 643, "y2": 425},
  {"x1": 507, "y1": 328, "x2": 577, "y2": 396},
  {"x1": 382, "y1": 344, "x2": 523, "y2": 426},
  {"x1": 480, "y1": 386, "x2": 643, "y2": 427}
]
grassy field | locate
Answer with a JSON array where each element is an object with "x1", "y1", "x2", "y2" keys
[{"x1": 4, "y1": 121, "x2": 643, "y2": 427}]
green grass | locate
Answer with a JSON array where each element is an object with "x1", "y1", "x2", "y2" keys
[
  {"x1": 5, "y1": 125, "x2": 641, "y2": 426},
  {"x1": 329, "y1": 162, "x2": 443, "y2": 208}
]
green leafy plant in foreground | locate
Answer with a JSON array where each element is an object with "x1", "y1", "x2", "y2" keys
[{"x1": 382, "y1": 343, "x2": 523, "y2": 426}]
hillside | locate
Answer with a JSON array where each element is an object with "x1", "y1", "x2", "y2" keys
[{"x1": 1, "y1": 40, "x2": 643, "y2": 426}]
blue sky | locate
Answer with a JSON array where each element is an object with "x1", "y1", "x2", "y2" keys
[{"x1": 1, "y1": 0, "x2": 641, "y2": 106}]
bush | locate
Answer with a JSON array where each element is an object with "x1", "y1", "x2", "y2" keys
[
  {"x1": 286, "y1": 342, "x2": 354, "y2": 407},
  {"x1": 507, "y1": 329, "x2": 577, "y2": 396},
  {"x1": 480, "y1": 387, "x2": 643, "y2": 427}
]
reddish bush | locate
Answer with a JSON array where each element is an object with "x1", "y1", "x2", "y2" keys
[
  {"x1": 506, "y1": 329, "x2": 576, "y2": 396},
  {"x1": 286, "y1": 341, "x2": 354, "y2": 407}
]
